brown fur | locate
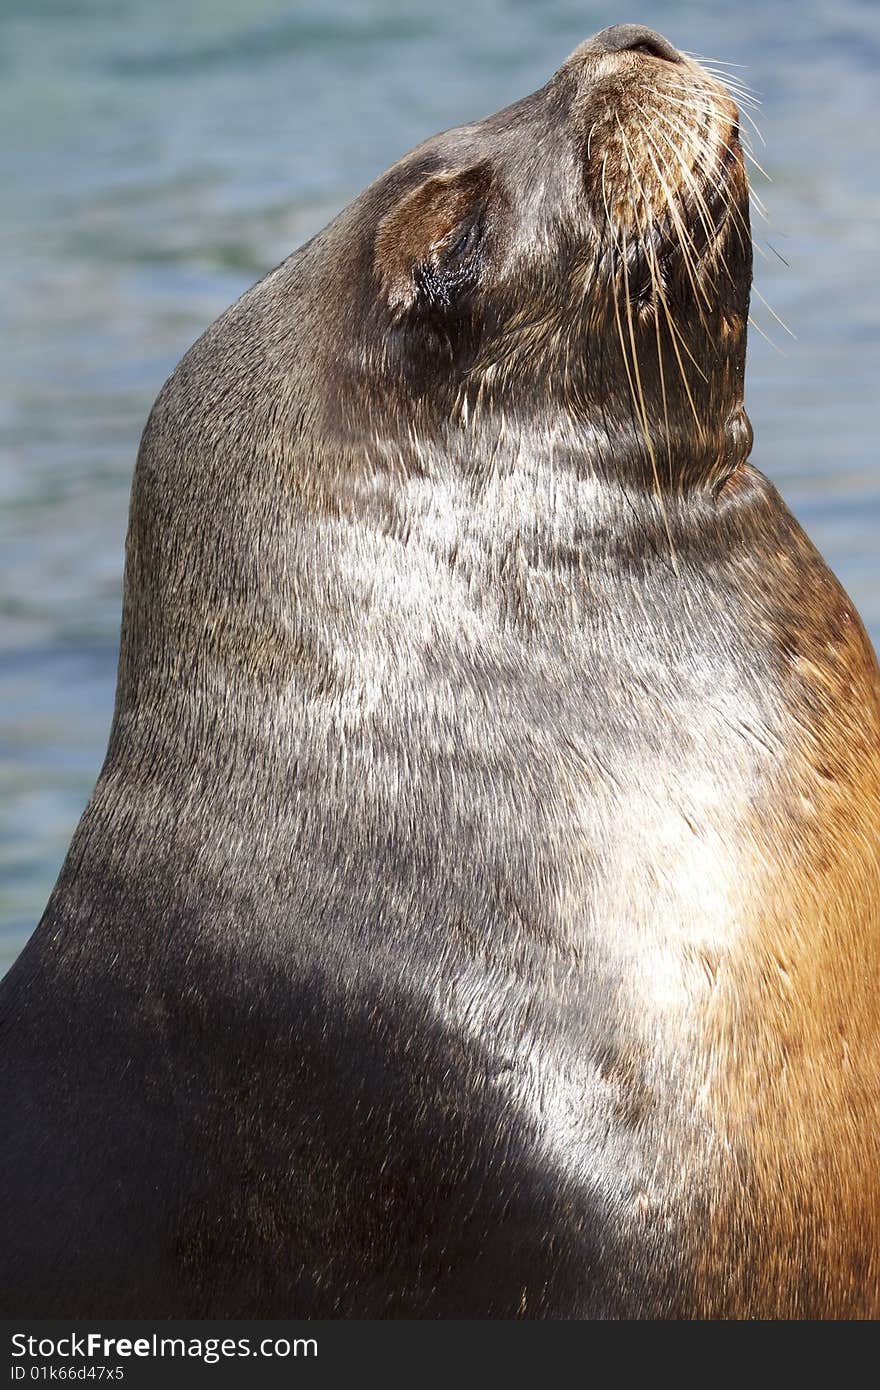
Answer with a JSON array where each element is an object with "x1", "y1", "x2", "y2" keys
[{"x1": 702, "y1": 502, "x2": 880, "y2": 1317}]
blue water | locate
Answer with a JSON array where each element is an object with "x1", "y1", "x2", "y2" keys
[{"x1": 1, "y1": 0, "x2": 878, "y2": 973}]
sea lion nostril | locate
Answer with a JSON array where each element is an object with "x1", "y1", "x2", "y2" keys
[{"x1": 594, "y1": 23, "x2": 682, "y2": 64}]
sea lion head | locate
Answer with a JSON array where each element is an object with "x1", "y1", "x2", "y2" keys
[{"x1": 308, "y1": 21, "x2": 753, "y2": 491}]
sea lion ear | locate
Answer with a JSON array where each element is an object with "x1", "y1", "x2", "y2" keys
[{"x1": 375, "y1": 163, "x2": 492, "y2": 312}]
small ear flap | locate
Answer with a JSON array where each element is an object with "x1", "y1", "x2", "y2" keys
[{"x1": 375, "y1": 163, "x2": 491, "y2": 311}]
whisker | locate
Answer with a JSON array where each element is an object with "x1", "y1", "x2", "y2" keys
[
  {"x1": 659, "y1": 88, "x2": 766, "y2": 147},
  {"x1": 626, "y1": 127, "x2": 709, "y2": 420},
  {"x1": 660, "y1": 95, "x2": 771, "y2": 182},
  {"x1": 643, "y1": 107, "x2": 736, "y2": 286},
  {"x1": 652, "y1": 115, "x2": 737, "y2": 286},
  {"x1": 741, "y1": 147, "x2": 772, "y2": 181},
  {"x1": 683, "y1": 55, "x2": 762, "y2": 97},
  {"x1": 604, "y1": 170, "x2": 644, "y2": 430},
  {"x1": 748, "y1": 313, "x2": 786, "y2": 355},
  {"x1": 665, "y1": 75, "x2": 763, "y2": 119},
  {"x1": 701, "y1": 75, "x2": 762, "y2": 108},
  {"x1": 699, "y1": 68, "x2": 761, "y2": 98},
  {"x1": 680, "y1": 51, "x2": 752, "y2": 71},
  {"x1": 626, "y1": 151, "x2": 675, "y2": 489},
  {"x1": 617, "y1": 136, "x2": 678, "y2": 568},
  {"x1": 637, "y1": 125, "x2": 713, "y2": 321},
  {"x1": 752, "y1": 285, "x2": 796, "y2": 339}
]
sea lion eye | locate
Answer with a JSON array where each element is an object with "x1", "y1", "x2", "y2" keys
[
  {"x1": 447, "y1": 218, "x2": 481, "y2": 260},
  {"x1": 374, "y1": 162, "x2": 493, "y2": 315},
  {"x1": 431, "y1": 219, "x2": 483, "y2": 298},
  {"x1": 411, "y1": 212, "x2": 486, "y2": 312}
]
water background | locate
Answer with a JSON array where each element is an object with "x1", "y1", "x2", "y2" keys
[{"x1": 1, "y1": 0, "x2": 878, "y2": 973}]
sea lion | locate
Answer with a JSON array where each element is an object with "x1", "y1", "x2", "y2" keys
[{"x1": 2, "y1": 21, "x2": 879, "y2": 1319}]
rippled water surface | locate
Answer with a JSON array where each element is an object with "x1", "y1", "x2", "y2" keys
[{"x1": 1, "y1": 0, "x2": 878, "y2": 971}]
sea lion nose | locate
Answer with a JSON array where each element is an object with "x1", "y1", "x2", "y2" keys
[{"x1": 592, "y1": 23, "x2": 682, "y2": 63}]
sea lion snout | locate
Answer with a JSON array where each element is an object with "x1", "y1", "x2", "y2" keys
[{"x1": 589, "y1": 23, "x2": 682, "y2": 65}]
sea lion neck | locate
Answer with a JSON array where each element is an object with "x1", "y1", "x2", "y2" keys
[
  {"x1": 112, "y1": 385, "x2": 752, "y2": 753},
  {"x1": 339, "y1": 395, "x2": 755, "y2": 500}
]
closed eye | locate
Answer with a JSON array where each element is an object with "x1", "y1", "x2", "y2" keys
[
  {"x1": 445, "y1": 216, "x2": 483, "y2": 262},
  {"x1": 451, "y1": 225, "x2": 475, "y2": 256}
]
